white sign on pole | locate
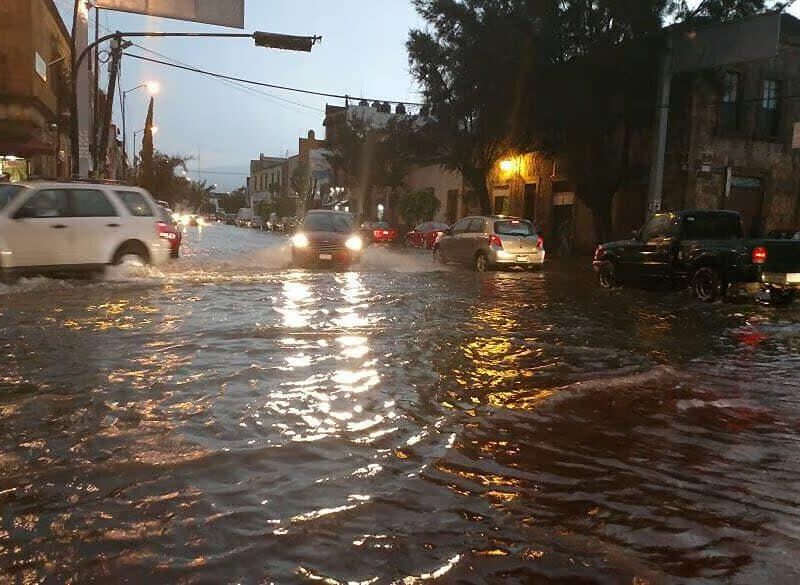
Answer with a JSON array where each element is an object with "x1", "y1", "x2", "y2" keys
[
  {"x1": 95, "y1": 0, "x2": 245, "y2": 28},
  {"x1": 792, "y1": 122, "x2": 800, "y2": 149},
  {"x1": 35, "y1": 52, "x2": 47, "y2": 82}
]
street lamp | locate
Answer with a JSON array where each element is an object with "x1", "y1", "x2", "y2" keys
[{"x1": 122, "y1": 81, "x2": 160, "y2": 180}]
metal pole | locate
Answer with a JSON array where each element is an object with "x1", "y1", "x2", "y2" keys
[
  {"x1": 121, "y1": 90, "x2": 127, "y2": 181},
  {"x1": 93, "y1": 7, "x2": 100, "y2": 175},
  {"x1": 646, "y1": 36, "x2": 673, "y2": 217}
]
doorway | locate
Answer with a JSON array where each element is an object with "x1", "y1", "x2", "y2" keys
[
  {"x1": 727, "y1": 176, "x2": 765, "y2": 237},
  {"x1": 523, "y1": 183, "x2": 537, "y2": 222}
]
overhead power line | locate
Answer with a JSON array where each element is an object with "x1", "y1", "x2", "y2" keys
[{"x1": 121, "y1": 51, "x2": 424, "y2": 107}]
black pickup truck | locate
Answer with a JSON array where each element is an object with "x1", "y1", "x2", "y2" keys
[{"x1": 593, "y1": 210, "x2": 800, "y2": 305}]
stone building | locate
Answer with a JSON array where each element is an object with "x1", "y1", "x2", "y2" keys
[
  {"x1": 0, "y1": 0, "x2": 72, "y2": 181},
  {"x1": 661, "y1": 13, "x2": 800, "y2": 237}
]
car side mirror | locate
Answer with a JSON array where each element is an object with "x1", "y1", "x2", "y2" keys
[{"x1": 444, "y1": 228, "x2": 452, "y2": 236}]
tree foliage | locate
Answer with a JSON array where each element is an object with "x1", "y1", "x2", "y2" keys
[
  {"x1": 398, "y1": 188, "x2": 441, "y2": 226},
  {"x1": 218, "y1": 189, "x2": 248, "y2": 214},
  {"x1": 408, "y1": 0, "x2": 789, "y2": 238}
]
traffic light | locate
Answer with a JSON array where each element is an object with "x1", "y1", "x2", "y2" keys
[{"x1": 253, "y1": 32, "x2": 321, "y2": 52}]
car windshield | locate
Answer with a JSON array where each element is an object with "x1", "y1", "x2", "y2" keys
[
  {"x1": 495, "y1": 219, "x2": 536, "y2": 236},
  {"x1": 682, "y1": 213, "x2": 742, "y2": 239},
  {"x1": 303, "y1": 213, "x2": 353, "y2": 233},
  {"x1": 369, "y1": 222, "x2": 390, "y2": 229},
  {"x1": 0, "y1": 184, "x2": 23, "y2": 211}
]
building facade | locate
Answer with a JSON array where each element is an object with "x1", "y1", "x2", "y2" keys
[
  {"x1": 247, "y1": 154, "x2": 286, "y2": 205},
  {"x1": 0, "y1": 0, "x2": 71, "y2": 181},
  {"x1": 661, "y1": 14, "x2": 800, "y2": 237}
]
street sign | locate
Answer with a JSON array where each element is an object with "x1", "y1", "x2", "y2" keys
[
  {"x1": 35, "y1": 52, "x2": 47, "y2": 82},
  {"x1": 671, "y1": 12, "x2": 781, "y2": 73},
  {"x1": 95, "y1": 0, "x2": 245, "y2": 29}
]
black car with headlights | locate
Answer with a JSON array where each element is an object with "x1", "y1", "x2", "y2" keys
[{"x1": 291, "y1": 210, "x2": 363, "y2": 268}]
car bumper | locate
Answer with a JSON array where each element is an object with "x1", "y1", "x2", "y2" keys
[
  {"x1": 761, "y1": 272, "x2": 800, "y2": 288},
  {"x1": 292, "y1": 247, "x2": 361, "y2": 266},
  {"x1": 490, "y1": 249, "x2": 546, "y2": 266}
]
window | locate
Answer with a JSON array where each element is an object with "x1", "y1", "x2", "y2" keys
[
  {"x1": 495, "y1": 219, "x2": 536, "y2": 236},
  {"x1": 494, "y1": 196, "x2": 510, "y2": 215},
  {"x1": 759, "y1": 79, "x2": 782, "y2": 137},
  {"x1": 718, "y1": 71, "x2": 741, "y2": 133},
  {"x1": 639, "y1": 213, "x2": 675, "y2": 241},
  {"x1": 302, "y1": 212, "x2": 352, "y2": 233},
  {"x1": 467, "y1": 218, "x2": 486, "y2": 233},
  {"x1": 681, "y1": 213, "x2": 742, "y2": 240},
  {"x1": 16, "y1": 189, "x2": 70, "y2": 218},
  {"x1": 0, "y1": 185, "x2": 23, "y2": 211},
  {"x1": 72, "y1": 189, "x2": 117, "y2": 217},
  {"x1": 451, "y1": 218, "x2": 472, "y2": 234},
  {"x1": 115, "y1": 190, "x2": 154, "y2": 217}
]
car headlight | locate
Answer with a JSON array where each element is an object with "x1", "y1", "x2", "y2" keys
[
  {"x1": 345, "y1": 235, "x2": 363, "y2": 251},
  {"x1": 292, "y1": 233, "x2": 310, "y2": 248}
]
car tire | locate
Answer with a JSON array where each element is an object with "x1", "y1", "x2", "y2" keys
[
  {"x1": 112, "y1": 242, "x2": 150, "y2": 267},
  {"x1": 692, "y1": 266, "x2": 723, "y2": 302},
  {"x1": 597, "y1": 260, "x2": 617, "y2": 289},
  {"x1": 474, "y1": 252, "x2": 490, "y2": 273}
]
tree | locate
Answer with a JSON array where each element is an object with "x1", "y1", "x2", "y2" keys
[
  {"x1": 140, "y1": 97, "x2": 156, "y2": 193},
  {"x1": 219, "y1": 189, "x2": 248, "y2": 214},
  {"x1": 144, "y1": 152, "x2": 189, "y2": 204},
  {"x1": 375, "y1": 117, "x2": 419, "y2": 225},
  {"x1": 324, "y1": 115, "x2": 379, "y2": 217},
  {"x1": 399, "y1": 188, "x2": 441, "y2": 227}
]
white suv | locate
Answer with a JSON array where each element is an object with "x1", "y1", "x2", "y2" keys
[{"x1": 0, "y1": 181, "x2": 170, "y2": 278}]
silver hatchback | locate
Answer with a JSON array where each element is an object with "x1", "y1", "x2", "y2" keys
[{"x1": 433, "y1": 216, "x2": 545, "y2": 271}]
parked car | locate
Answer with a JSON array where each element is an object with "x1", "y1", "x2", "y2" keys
[
  {"x1": 225, "y1": 213, "x2": 237, "y2": 225},
  {"x1": 290, "y1": 210, "x2": 363, "y2": 268},
  {"x1": 0, "y1": 181, "x2": 170, "y2": 279},
  {"x1": 157, "y1": 206, "x2": 182, "y2": 258},
  {"x1": 360, "y1": 221, "x2": 398, "y2": 245},
  {"x1": 593, "y1": 210, "x2": 800, "y2": 305},
  {"x1": 405, "y1": 221, "x2": 450, "y2": 249},
  {"x1": 433, "y1": 216, "x2": 545, "y2": 271},
  {"x1": 767, "y1": 229, "x2": 800, "y2": 240},
  {"x1": 250, "y1": 216, "x2": 264, "y2": 229}
]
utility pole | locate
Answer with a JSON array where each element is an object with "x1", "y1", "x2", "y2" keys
[
  {"x1": 96, "y1": 37, "x2": 122, "y2": 178},
  {"x1": 646, "y1": 36, "x2": 672, "y2": 218}
]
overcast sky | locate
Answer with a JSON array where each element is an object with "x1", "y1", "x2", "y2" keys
[
  {"x1": 55, "y1": 1, "x2": 800, "y2": 190},
  {"x1": 56, "y1": 1, "x2": 426, "y2": 189}
]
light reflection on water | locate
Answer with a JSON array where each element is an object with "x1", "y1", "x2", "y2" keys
[{"x1": 1, "y1": 227, "x2": 799, "y2": 583}]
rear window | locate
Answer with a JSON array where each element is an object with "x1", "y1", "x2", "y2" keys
[
  {"x1": 72, "y1": 189, "x2": 117, "y2": 217},
  {"x1": 681, "y1": 213, "x2": 742, "y2": 240},
  {"x1": 495, "y1": 219, "x2": 536, "y2": 236},
  {"x1": 303, "y1": 213, "x2": 353, "y2": 233},
  {"x1": 115, "y1": 190, "x2": 154, "y2": 217},
  {"x1": 0, "y1": 185, "x2": 23, "y2": 211}
]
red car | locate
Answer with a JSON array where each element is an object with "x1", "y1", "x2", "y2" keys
[
  {"x1": 157, "y1": 206, "x2": 182, "y2": 258},
  {"x1": 405, "y1": 221, "x2": 450, "y2": 249},
  {"x1": 360, "y1": 221, "x2": 398, "y2": 245}
]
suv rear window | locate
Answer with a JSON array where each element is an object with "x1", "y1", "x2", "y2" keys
[
  {"x1": 682, "y1": 213, "x2": 742, "y2": 240},
  {"x1": 495, "y1": 219, "x2": 536, "y2": 236},
  {"x1": 115, "y1": 190, "x2": 154, "y2": 217},
  {"x1": 0, "y1": 185, "x2": 23, "y2": 211}
]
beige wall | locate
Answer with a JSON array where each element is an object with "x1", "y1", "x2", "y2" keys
[{"x1": 405, "y1": 164, "x2": 465, "y2": 223}]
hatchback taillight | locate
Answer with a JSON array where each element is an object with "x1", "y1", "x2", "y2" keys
[
  {"x1": 594, "y1": 246, "x2": 603, "y2": 261},
  {"x1": 537, "y1": 236, "x2": 544, "y2": 249},
  {"x1": 752, "y1": 246, "x2": 768, "y2": 264},
  {"x1": 489, "y1": 234, "x2": 503, "y2": 248}
]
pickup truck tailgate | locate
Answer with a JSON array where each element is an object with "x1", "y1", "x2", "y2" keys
[{"x1": 756, "y1": 239, "x2": 800, "y2": 285}]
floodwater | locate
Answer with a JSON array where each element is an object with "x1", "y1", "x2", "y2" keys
[{"x1": 1, "y1": 224, "x2": 799, "y2": 584}]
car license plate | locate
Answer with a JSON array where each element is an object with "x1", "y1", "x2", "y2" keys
[
  {"x1": 787, "y1": 273, "x2": 800, "y2": 284},
  {"x1": 319, "y1": 253, "x2": 333, "y2": 261},
  {"x1": 516, "y1": 255, "x2": 529, "y2": 263}
]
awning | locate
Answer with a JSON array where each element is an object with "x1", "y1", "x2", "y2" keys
[{"x1": 0, "y1": 136, "x2": 53, "y2": 157}]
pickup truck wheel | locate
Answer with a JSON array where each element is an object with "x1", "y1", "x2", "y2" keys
[
  {"x1": 597, "y1": 261, "x2": 617, "y2": 289},
  {"x1": 692, "y1": 266, "x2": 723, "y2": 302}
]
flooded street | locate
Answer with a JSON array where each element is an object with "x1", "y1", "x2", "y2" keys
[{"x1": 1, "y1": 224, "x2": 800, "y2": 584}]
